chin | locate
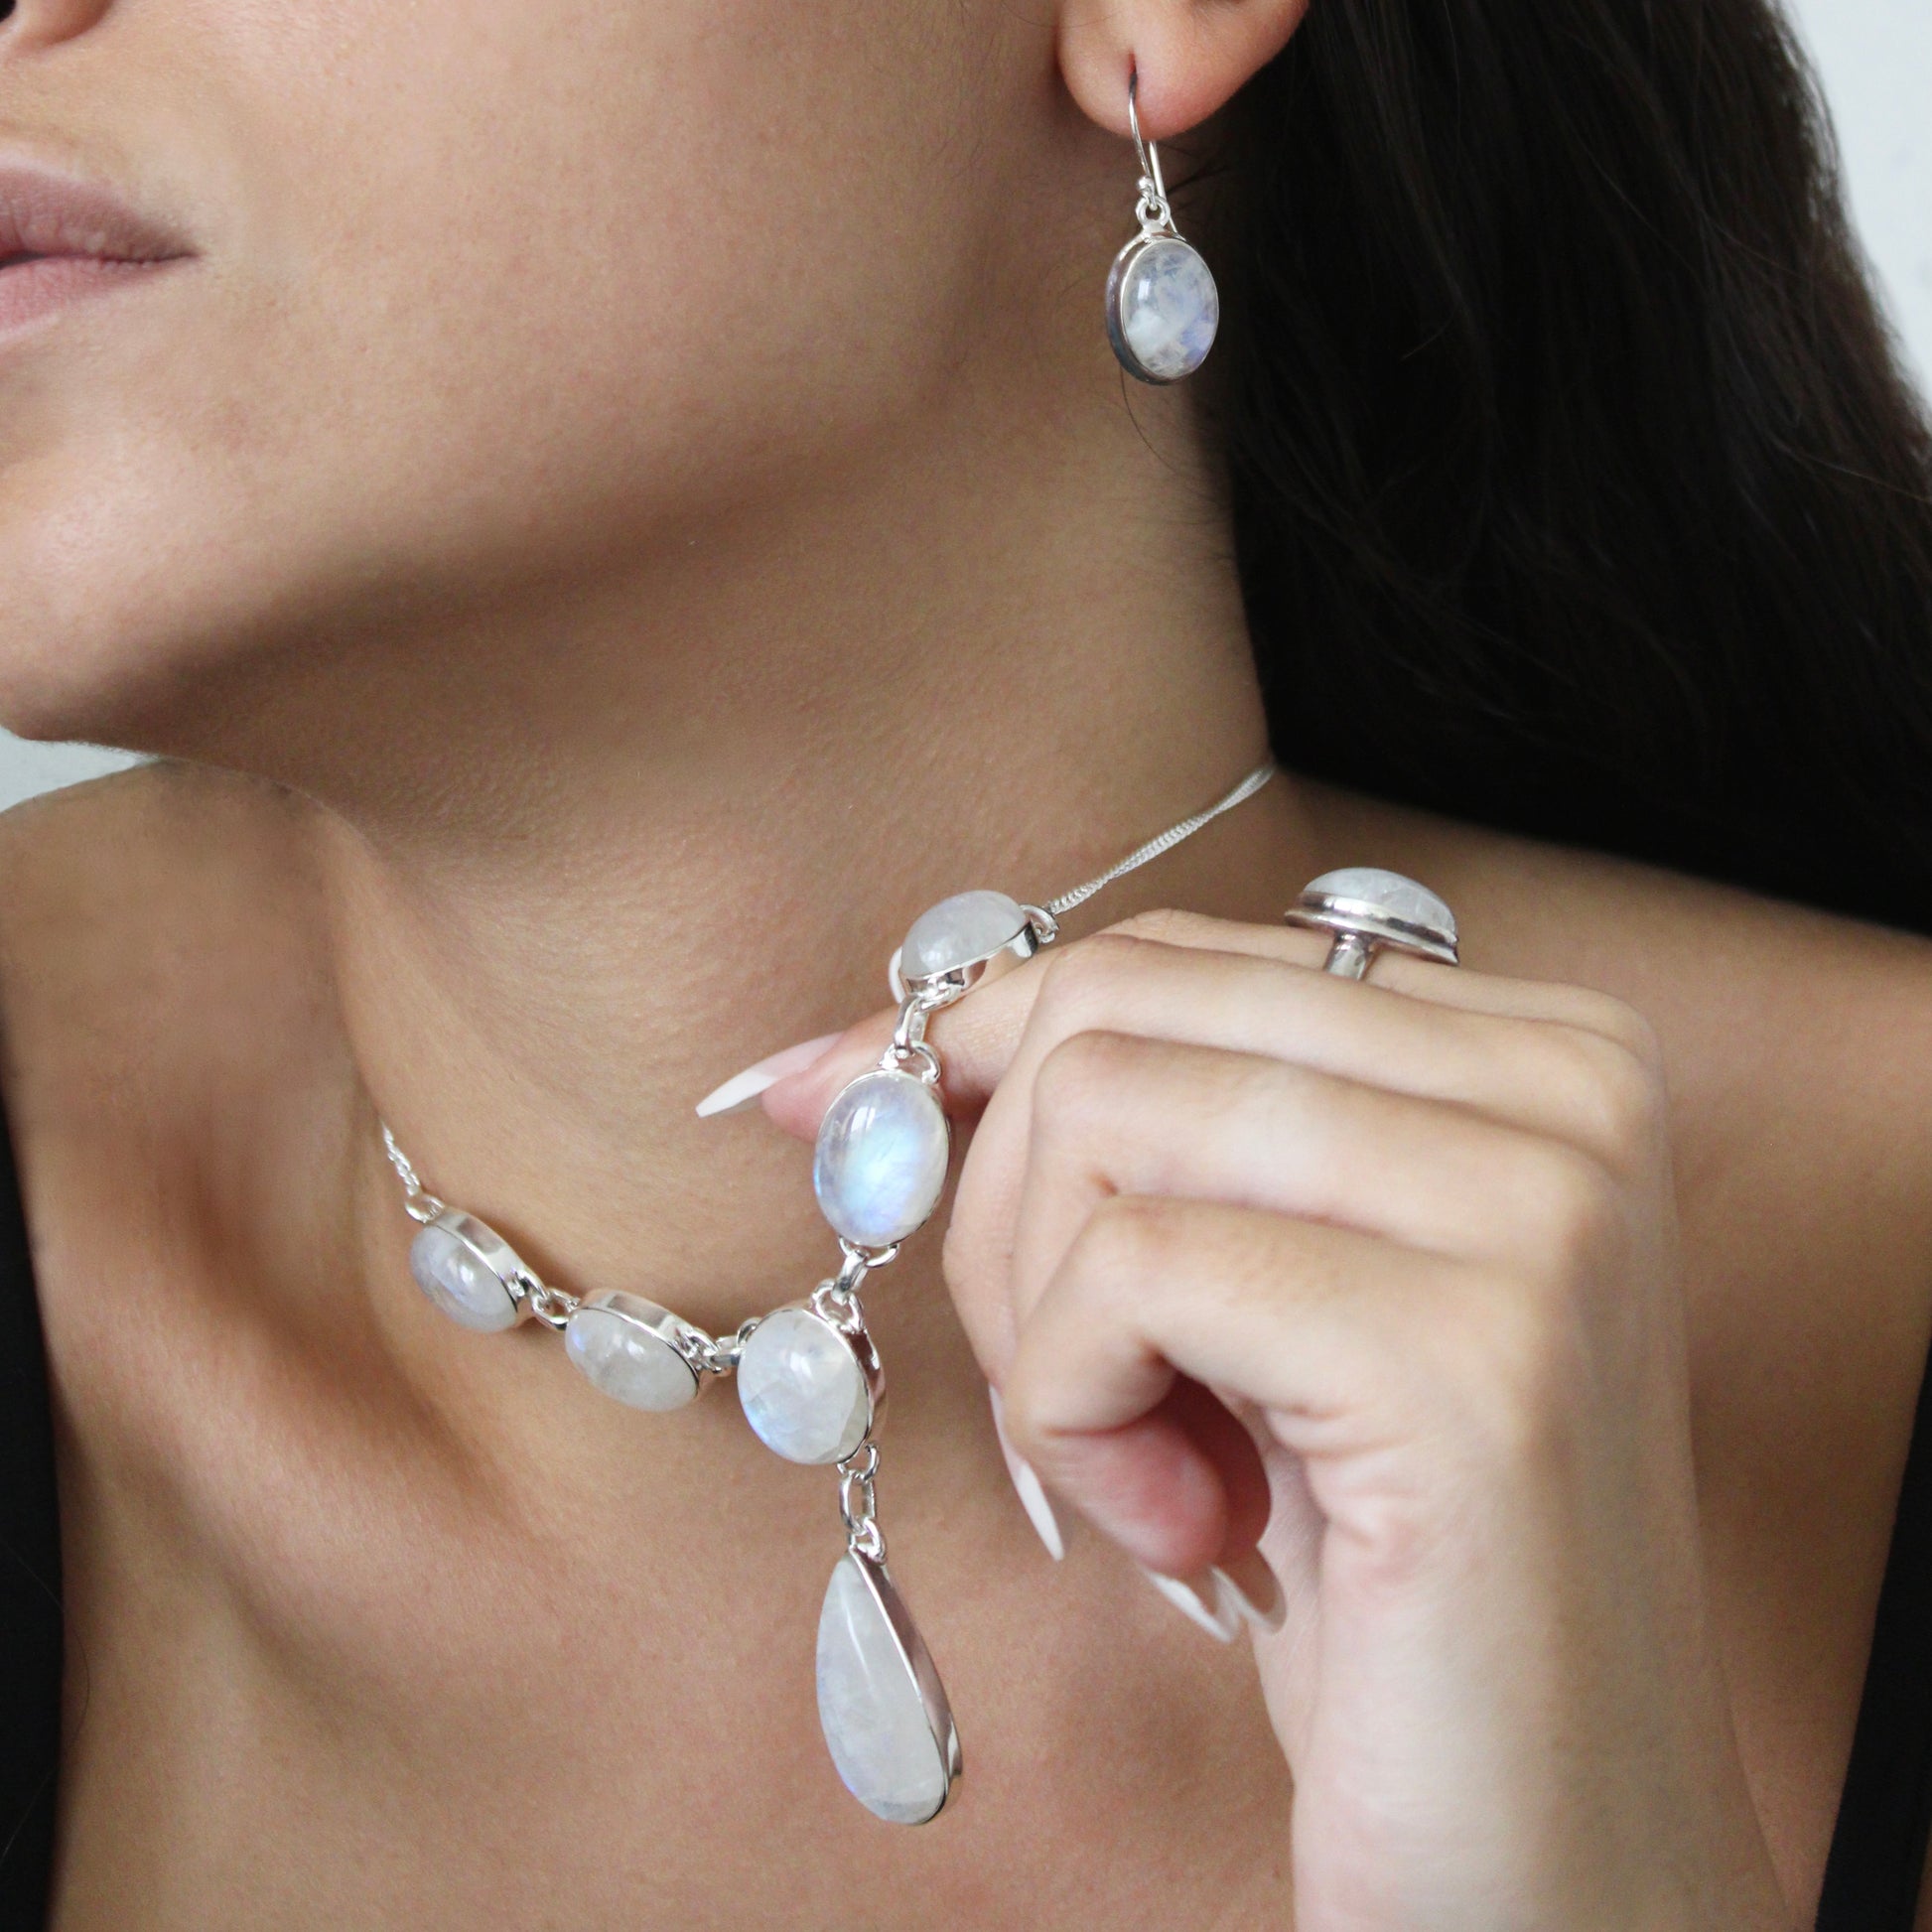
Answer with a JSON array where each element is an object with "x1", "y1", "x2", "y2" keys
[{"x1": 0, "y1": 468, "x2": 299, "y2": 756}]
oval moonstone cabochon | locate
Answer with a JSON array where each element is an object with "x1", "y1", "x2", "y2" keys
[
  {"x1": 737, "y1": 1306, "x2": 875, "y2": 1464},
  {"x1": 563, "y1": 1291, "x2": 701, "y2": 1413},
  {"x1": 1303, "y1": 867, "x2": 1457, "y2": 946},
  {"x1": 813, "y1": 1069, "x2": 951, "y2": 1250},
  {"x1": 817, "y1": 1550, "x2": 959, "y2": 1826},
  {"x1": 1111, "y1": 235, "x2": 1219, "y2": 383},
  {"x1": 899, "y1": 890, "x2": 1031, "y2": 983},
  {"x1": 409, "y1": 1214, "x2": 523, "y2": 1333}
]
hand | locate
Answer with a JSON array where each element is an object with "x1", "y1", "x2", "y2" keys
[{"x1": 763, "y1": 909, "x2": 1792, "y2": 1931}]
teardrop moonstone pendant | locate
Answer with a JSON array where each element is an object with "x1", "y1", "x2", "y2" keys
[{"x1": 816, "y1": 1549, "x2": 961, "y2": 1825}]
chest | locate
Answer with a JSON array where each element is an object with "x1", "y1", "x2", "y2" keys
[{"x1": 34, "y1": 1086, "x2": 1932, "y2": 1930}]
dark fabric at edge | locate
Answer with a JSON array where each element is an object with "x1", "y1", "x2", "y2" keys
[
  {"x1": 1816, "y1": 1316, "x2": 1932, "y2": 1930},
  {"x1": 0, "y1": 1090, "x2": 60, "y2": 1932}
]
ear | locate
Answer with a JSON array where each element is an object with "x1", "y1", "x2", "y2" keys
[{"x1": 1058, "y1": 0, "x2": 1311, "y2": 142}]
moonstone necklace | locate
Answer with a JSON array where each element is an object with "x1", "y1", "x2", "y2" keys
[{"x1": 381, "y1": 758, "x2": 1277, "y2": 1826}]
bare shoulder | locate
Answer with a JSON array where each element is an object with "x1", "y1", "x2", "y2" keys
[{"x1": 0, "y1": 758, "x2": 340, "y2": 1152}]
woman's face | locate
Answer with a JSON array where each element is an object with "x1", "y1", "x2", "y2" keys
[{"x1": 0, "y1": 0, "x2": 1078, "y2": 741}]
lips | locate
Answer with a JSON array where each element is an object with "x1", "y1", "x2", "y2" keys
[{"x1": 0, "y1": 160, "x2": 192, "y2": 333}]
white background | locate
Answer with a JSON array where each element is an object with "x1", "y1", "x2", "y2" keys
[{"x1": 5, "y1": 0, "x2": 1927, "y2": 811}]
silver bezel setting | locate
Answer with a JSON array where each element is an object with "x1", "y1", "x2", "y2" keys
[
  {"x1": 564, "y1": 1290, "x2": 707, "y2": 1411},
  {"x1": 412, "y1": 1206, "x2": 539, "y2": 1330},
  {"x1": 738, "y1": 1296, "x2": 887, "y2": 1465},
  {"x1": 1107, "y1": 232, "x2": 1181, "y2": 387},
  {"x1": 893, "y1": 912, "x2": 1043, "y2": 1009},
  {"x1": 842, "y1": 1548, "x2": 963, "y2": 1825},
  {"x1": 1285, "y1": 890, "x2": 1460, "y2": 966}
]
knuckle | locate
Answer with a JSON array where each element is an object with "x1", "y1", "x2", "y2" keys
[
  {"x1": 1559, "y1": 987, "x2": 1663, "y2": 1067},
  {"x1": 1098, "y1": 905, "x2": 1192, "y2": 945},
  {"x1": 1454, "y1": 1282, "x2": 1589, "y2": 1470},
  {"x1": 1542, "y1": 1027, "x2": 1668, "y2": 1167},
  {"x1": 1064, "y1": 1189, "x2": 1179, "y2": 1289},
  {"x1": 1034, "y1": 929, "x2": 1146, "y2": 1027},
  {"x1": 1030, "y1": 1027, "x2": 1140, "y2": 1135},
  {"x1": 1508, "y1": 1141, "x2": 1627, "y2": 1283}
]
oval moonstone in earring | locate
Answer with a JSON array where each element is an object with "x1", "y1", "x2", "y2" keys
[
  {"x1": 737, "y1": 1304, "x2": 881, "y2": 1464},
  {"x1": 1107, "y1": 235, "x2": 1219, "y2": 385},
  {"x1": 813, "y1": 1069, "x2": 951, "y2": 1250}
]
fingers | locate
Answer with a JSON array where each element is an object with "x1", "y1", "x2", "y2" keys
[
  {"x1": 934, "y1": 942, "x2": 1659, "y2": 1378},
  {"x1": 761, "y1": 910, "x2": 1657, "y2": 1154},
  {"x1": 1002, "y1": 1033, "x2": 1629, "y2": 1347},
  {"x1": 998, "y1": 1194, "x2": 1501, "y2": 1578},
  {"x1": 996, "y1": 932, "x2": 1661, "y2": 1167}
]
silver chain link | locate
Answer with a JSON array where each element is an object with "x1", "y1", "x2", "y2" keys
[
  {"x1": 380, "y1": 1124, "x2": 446, "y2": 1225},
  {"x1": 838, "y1": 1440, "x2": 885, "y2": 1561},
  {"x1": 1044, "y1": 759, "x2": 1276, "y2": 917}
]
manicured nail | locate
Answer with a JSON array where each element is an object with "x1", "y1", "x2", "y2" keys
[
  {"x1": 988, "y1": 1386, "x2": 1064, "y2": 1561},
  {"x1": 1213, "y1": 1548, "x2": 1286, "y2": 1633},
  {"x1": 1138, "y1": 1565, "x2": 1241, "y2": 1643},
  {"x1": 694, "y1": 1033, "x2": 843, "y2": 1118}
]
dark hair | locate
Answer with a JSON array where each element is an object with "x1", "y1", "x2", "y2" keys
[{"x1": 1220, "y1": 0, "x2": 1932, "y2": 933}]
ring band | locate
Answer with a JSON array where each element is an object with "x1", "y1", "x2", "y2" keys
[{"x1": 1285, "y1": 868, "x2": 1459, "y2": 979}]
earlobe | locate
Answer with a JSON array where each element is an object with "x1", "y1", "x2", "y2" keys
[{"x1": 1058, "y1": 0, "x2": 1311, "y2": 142}]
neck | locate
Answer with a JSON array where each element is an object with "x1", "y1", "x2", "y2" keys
[{"x1": 134, "y1": 355, "x2": 1312, "y2": 1330}]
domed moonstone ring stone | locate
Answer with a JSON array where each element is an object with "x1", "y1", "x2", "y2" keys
[{"x1": 1286, "y1": 867, "x2": 1459, "y2": 979}]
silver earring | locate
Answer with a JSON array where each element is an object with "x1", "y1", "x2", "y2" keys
[{"x1": 1106, "y1": 69, "x2": 1219, "y2": 384}]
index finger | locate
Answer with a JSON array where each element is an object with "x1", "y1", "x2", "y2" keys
[{"x1": 757, "y1": 904, "x2": 1638, "y2": 1142}]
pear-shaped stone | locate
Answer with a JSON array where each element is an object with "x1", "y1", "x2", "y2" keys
[
  {"x1": 813, "y1": 1069, "x2": 951, "y2": 1249},
  {"x1": 816, "y1": 1551, "x2": 959, "y2": 1826},
  {"x1": 564, "y1": 1292, "x2": 702, "y2": 1412}
]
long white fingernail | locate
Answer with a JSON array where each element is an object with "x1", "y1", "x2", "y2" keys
[
  {"x1": 1212, "y1": 1549, "x2": 1286, "y2": 1633},
  {"x1": 694, "y1": 1033, "x2": 843, "y2": 1118},
  {"x1": 988, "y1": 1386, "x2": 1064, "y2": 1561},
  {"x1": 1138, "y1": 1565, "x2": 1241, "y2": 1642}
]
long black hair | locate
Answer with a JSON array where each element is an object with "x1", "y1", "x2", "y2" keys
[{"x1": 1221, "y1": 0, "x2": 1932, "y2": 932}]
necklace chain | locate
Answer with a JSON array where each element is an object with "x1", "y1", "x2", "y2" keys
[
  {"x1": 379, "y1": 756, "x2": 1277, "y2": 1346},
  {"x1": 1043, "y1": 757, "x2": 1276, "y2": 916}
]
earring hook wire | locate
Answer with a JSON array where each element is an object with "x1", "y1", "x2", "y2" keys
[{"x1": 1126, "y1": 68, "x2": 1170, "y2": 215}]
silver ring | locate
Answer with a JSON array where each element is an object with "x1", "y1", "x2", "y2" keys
[{"x1": 1285, "y1": 868, "x2": 1459, "y2": 980}]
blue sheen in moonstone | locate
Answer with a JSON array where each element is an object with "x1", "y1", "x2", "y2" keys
[
  {"x1": 1116, "y1": 236, "x2": 1219, "y2": 382},
  {"x1": 814, "y1": 1069, "x2": 951, "y2": 1249}
]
